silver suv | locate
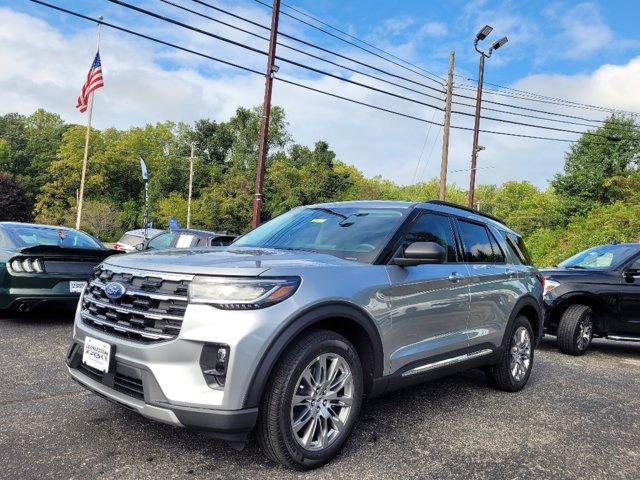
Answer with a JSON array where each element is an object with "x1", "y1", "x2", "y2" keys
[{"x1": 66, "y1": 200, "x2": 543, "y2": 469}]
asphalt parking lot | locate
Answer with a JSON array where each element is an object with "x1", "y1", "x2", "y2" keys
[{"x1": 1, "y1": 311, "x2": 639, "y2": 480}]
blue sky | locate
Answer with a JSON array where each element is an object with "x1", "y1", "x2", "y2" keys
[{"x1": 1, "y1": 0, "x2": 639, "y2": 188}]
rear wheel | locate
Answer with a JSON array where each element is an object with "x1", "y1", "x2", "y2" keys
[
  {"x1": 486, "y1": 315, "x2": 534, "y2": 392},
  {"x1": 257, "y1": 330, "x2": 363, "y2": 470},
  {"x1": 557, "y1": 304, "x2": 594, "y2": 356}
]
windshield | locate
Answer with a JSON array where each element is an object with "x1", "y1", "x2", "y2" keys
[
  {"x1": 7, "y1": 225, "x2": 103, "y2": 249},
  {"x1": 234, "y1": 206, "x2": 408, "y2": 263},
  {"x1": 558, "y1": 244, "x2": 637, "y2": 269}
]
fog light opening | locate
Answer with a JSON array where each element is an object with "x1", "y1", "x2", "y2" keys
[{"x1": 200, "y1": 344, "x2": 230, "y2": 389}]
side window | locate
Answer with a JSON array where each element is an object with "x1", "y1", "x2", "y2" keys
[
  {"x1": 401, "y1": 213, "x2": 457, "y2": 262},
  {"x1": 458, "y1": 220, "x2": 499, "y2": 263},
  {"x1": 630, "y1": 257, "x2": 640, "y2": 269},
  {"x1": 506, "y1": 233, "x2": 533, "y2": 266},
  {"x1": 487, "y1": 230, "x2": 506, "y2": 263}
]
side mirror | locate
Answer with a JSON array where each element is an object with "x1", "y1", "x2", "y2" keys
[
  {"x1": 394, "y1": 242, "x2": 446, "y2": 267},
  {"x1": 624, "y1": 268, "x2": 640, "y2": 281},
  {"x1": 135, "y1": 243, "x2": 146, "y2": 251}
]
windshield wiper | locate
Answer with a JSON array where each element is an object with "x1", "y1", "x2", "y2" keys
[{"x1": 565, "y1": 265, "x2": 586, "y2": 269}]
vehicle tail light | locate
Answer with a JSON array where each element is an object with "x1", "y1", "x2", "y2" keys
[{"x1": 8, "y1": 258, "x2": 46, "y2": 274}]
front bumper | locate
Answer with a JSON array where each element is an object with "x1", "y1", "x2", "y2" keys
[{"x1": 66, "y1": 341, "x2": 258, "y2": 442}]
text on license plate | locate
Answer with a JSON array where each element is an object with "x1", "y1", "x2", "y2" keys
[
  {"x1": 70, "y1": 281, "x2": 86, "y2": 293},
  {"x1": 82, "y1": 336, "x2": 112, "y2": 373}
]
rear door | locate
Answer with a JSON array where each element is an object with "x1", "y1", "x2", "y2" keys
[
  {"x1": 385, "y1": 211, "x2": 471, "y2": 372},
  {"x1": 455, "y1": 219, "x2": 520, "y2": 350}
]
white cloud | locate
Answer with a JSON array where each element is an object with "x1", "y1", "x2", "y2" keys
[
  {"x1": 559, "y1": 2, "x2": 613, "y2": 59},
  {"x1": 418, "y1": 21, "x2": 448, "y2": 38},
  {"x1": 0, "y1": 6, "x2": 639, "y2": 192}
]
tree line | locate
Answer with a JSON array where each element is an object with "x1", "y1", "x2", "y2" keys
[{"x1": 0, "y1": 107, "x2": 638, "y2": 266}]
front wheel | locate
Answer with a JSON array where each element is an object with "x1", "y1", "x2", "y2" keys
[
  {"x1": 557, "y1": 304, "x2": 594, "y2": 356},
  {"x1": 257, "y1": 330, "x2": 363, "y2": 470},
  {"x1": 486, "y1": 315, "x2": 535, "y2": 392}
]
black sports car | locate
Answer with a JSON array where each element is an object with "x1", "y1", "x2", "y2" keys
[
  {"x1": 0, "y1": 222, "x2": 118, "y2": 312},
  {"x1": 541, "y1": 242, "x2": 640, "y2": 355}
]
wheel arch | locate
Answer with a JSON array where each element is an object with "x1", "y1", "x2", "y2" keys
[
  {"x1": 501, "y1": 295, "x2": 543, "y2": 348},
  {"x1": 242, "y1": 302, "x2": 384, "y2": 408},
  {"x1": 548, "y1": 292, "x2": 608, "y2": 335}
]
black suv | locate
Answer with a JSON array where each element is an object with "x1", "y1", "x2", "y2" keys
[{"x1": 541, "y1": 243, "x2": 640, "y2": 355}]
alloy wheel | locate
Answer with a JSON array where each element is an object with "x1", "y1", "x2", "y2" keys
[
  {"x1": 510, "y1": 326, "x2": 532, "y2": 382},
  {"x1": 577, "y1": 316, "x2": 593, "y2": 350},
  {"x1": 290, "y1": 353, "x2": 354, "y2": 451}
]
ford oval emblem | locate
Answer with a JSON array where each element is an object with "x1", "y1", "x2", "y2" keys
[{"x1": 104, "y1": 281, "x2": 126, "y2": 300}]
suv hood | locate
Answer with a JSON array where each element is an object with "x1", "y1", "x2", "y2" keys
[
  {"x1": 539, "y1": 267, "x2": 605, "y2": 280},
  {"x1": 103, "y1": 247, "x2": 361, "y2": 276}
]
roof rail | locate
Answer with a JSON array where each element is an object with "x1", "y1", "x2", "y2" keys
[{"x1": 425, "y1": 200, "x2": 506, "y2": 226}]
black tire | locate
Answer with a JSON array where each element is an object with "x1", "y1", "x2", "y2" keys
[
  {"x1": 257, "y1": 329, "x2": 363, "y2": 470},
  {"x1": 557, "y1": 304, "x2": 594, "y2": 356},
  {"x1": 486, "y1": 315, "x2": 535, "y2": 392}
]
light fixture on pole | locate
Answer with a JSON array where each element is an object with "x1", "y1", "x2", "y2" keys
[{"x1": 468, "y1": 25, "x2": 508, "y2": 208}]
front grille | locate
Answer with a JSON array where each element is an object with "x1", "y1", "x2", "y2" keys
[
  {"x1": 80, "y1": 266, "x2": 192, "y2": 343},
  {"x1": 78, "y1": 363, "x2": 145, "y2": 400}
]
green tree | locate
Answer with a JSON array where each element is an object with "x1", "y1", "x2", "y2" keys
[
  {"x1": 0, "y1": 173, "x2": 32, "y2": 222},
  {"x1": 552, "y1": 115, "x2": 640, "y2": 217}
]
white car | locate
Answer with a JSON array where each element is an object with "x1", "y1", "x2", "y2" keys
[{"x1": 113, "y1": 228, "x2": 163, "y2": 252}]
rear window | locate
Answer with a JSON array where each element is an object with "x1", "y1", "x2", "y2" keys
[
  {"x1": 506, "y1": 233, "x2": 533, "y2": 266},
  {"x1": 117, "y1": 233, "x2": 144, "y2": 247},
  {"x1": 7, "y1": 225, "x2": 102, "y2": 249}
]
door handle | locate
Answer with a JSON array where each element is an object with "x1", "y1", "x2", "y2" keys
[{"x1": 448, "y1": 272, "x2": 463, "y2": 283}]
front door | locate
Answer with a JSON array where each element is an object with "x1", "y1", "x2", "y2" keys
[
  {"x1": 617, "y1": 256, "x2": 640, "y2": 335},
  {"x1": 385, "y1": 211, "x2": 471, "y2": 373}
]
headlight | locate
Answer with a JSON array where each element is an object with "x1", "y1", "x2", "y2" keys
[
  {"x1": 189, "y1": 276, "x2": 300, "y2": 309},
  {"x1": 543, "y1": 278, "x2": 560, "y2": 297}
]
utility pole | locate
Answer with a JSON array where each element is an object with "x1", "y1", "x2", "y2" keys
[
  {"x1": 438, "y1": 51, "x2": 455, "y2": 201},
  {"x1": 187, "y1": 142, "x2": 195, "y2": 229},
  {"x1": 251, "y1": 0, "x2": 280, "y2": 229},
  {"x1": 468, "y1": 53, "x2": 485, "y2": 208}
]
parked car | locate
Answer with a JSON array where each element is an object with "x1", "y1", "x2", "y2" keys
[
  {"x1": 66, "y1": 200, "x2": 543, "y2": 469},
  {"x1": 541, "y1": 242, "x2": 640, "y2": 355},
  {"x1": 113, "y1": 228, "x2": 164, "y2": 252},
  {"x1": 0, "y1": 222, "x2": 118, "y2": 312},
  {"x1": 137, "y1": 228, "x2": 237, "y2": 251}
]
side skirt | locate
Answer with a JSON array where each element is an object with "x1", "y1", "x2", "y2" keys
[{"x1": 371, "y1": 345, "x2": 501, "y2": 396}]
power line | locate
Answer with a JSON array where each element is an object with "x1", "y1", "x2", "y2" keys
[
  {"x1": 455, "y1": 75, "x2": 640, "y2": 116},
  {"x1": 29, "y1": 0, "x2": 618, "y2": 145},
  {"x1": 189, "y1": 0, "x2": 446, "y2": 96},
  {"x1": 250, "y1": 0, "x2": 446, "y2": 86},
  {"x1": 280, "y1": 0, "x2": 446, "y2": 86},
  {"x1": 160, "y1": 0, "x2": 445, "y2": 104},
  {"x1": 273, "y1": 2, "x2": 640, "y2": 120},
  {"x1": 109, "y1": 0, "x2": 447, "y2": 112},
  {"x1": 109, "y1": 0, "x2": 631, "y2": 139}
]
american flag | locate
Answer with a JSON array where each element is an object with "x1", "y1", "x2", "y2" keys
[{"x1": 76, "y1": 52, "x2": 104, "y2": 113}]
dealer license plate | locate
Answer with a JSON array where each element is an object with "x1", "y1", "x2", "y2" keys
[
  {"x1": 70, "y1": 281, "x2": 86, "y2": 293},
  {"x1": 82, "y1": 336, "x2": 112, "y2": 373}
]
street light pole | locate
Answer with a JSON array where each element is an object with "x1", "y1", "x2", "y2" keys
[
  {"x1": 468, "y1": 53, "x2": 485, "y2": 208},
  {"x1": 467, "y1": 25, "x2": 508, "y2": 209},
  {"x1": 251, "y1": 0, "x2": 281, "y2": 229},
  {"x1": 187, "y1": 142, "x2": 195, "y2": 229}
]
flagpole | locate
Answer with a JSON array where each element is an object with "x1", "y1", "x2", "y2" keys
[{"x1": 75, "y1": 16, "x2": 103, "y2": 230}]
